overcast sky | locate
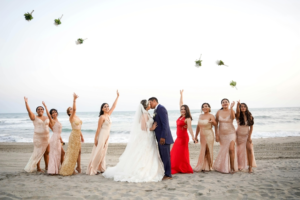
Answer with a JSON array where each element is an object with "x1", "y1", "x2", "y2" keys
[{"x1": 0, "y1": 0, "x2": 300, "y2": 113}]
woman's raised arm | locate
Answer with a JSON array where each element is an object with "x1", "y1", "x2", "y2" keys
[
  {"x1": 236, "y1": 100, "x2": 240, "y2": 119},
  {"x1": 24, "y1": 97, "x2": 35, "y2": 121},
  {"x1": 179, "y1": 90, "x2": 184, "y2": 109},
  {"x1": 42, "y1": 101, "x2": 54, "y2": 127},
  {"x1": 108, "y1": 90, "x2": 119, "y2": 115},
  {"x1": 70, "y1": 93, "x2": 79, "y2": 121},
  {"x1": 230, "y1": 101, "x2": 236, "y2": 120}
]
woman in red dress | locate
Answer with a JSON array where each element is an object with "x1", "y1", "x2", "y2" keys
[{"x1": 171, "y1": 90, "x2": 196, "y2": 174}]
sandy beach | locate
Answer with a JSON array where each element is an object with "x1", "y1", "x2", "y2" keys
[{"x1": 0, "y1": 136, "x2": 300, "y2": 199}]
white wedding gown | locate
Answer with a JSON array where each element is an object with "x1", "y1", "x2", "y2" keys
[{"x1": 102, "y1": 104, "x2": 164, "y2": 182}]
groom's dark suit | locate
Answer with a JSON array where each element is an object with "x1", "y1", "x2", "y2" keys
[{"x1": 153, "y1": 104, "x2": 174, "y2": 177}]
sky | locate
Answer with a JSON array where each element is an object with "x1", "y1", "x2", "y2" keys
[{"x1": 0, "y1": 0, "x2": 300, "y2": 113}]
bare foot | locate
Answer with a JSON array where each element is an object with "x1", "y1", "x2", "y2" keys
[
  {"x1": 229, "y1": 169, "x2": 236, "y2": 174},
  {"x1": 72, "y1": 170, "x2": 78, "y2": 175},
  {"x1": 37, "y1": 168, "x2": 45, "y2": 173},
  {"x1": 76, "y1": 167, "x2": 81, "y2": 173},
  {"x1": 248, "y1": 167, "x2": 253, "y2": 173}
]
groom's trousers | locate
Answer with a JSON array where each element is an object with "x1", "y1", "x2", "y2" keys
[{"x1": 158, "y1": 144, "x2": 172, "y2": 177}]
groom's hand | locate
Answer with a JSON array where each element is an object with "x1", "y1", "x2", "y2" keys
[{"x1": 160, "y1": 138, "x2": 165, "y2": 145}]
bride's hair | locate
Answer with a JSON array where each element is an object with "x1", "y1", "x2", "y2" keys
[{"x1": 140, "y1": 100, "x2": 149, "y2": 110}]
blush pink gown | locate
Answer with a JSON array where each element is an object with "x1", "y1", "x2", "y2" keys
[
  {"x1": 213, "y1": 111, "x2": 238, "y2": 173},
  {"x1": 86, "y1": 117, "x2": 112, "y2": 175},
  {"x1": 236, "y1": 120, "x2": 257, "y2": 170},
  {"x1": 48, "y1": 121, "x2": 62, "y2": 174},
  {"x1": 24, "y1": 117, "x2": 50, "y2": 172},
  {"x1": 194, "y1": 119, "x2": 214, "y2": 172}
]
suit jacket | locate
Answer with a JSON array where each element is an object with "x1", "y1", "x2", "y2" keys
[{"x1": 153, "y1": 104, "x2": 174, "y2": 145}]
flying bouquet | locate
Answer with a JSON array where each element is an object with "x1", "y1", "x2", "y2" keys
[
  {"x1": 54, "y1": 15, "x2": 63, "y2": 26},
  {"x1": 216, "y1": 60, "x2": 228, "y2": 67},
  {"x1": 195, "y1": 54, "x2": 202, "y2": 67},
  {"x1": 24, "y1": 10, "x2": 34, "y2": 21},
  {"x1": 76, "y1": 38, "x2": 87, "y2": 45},
  {"x1": 230, "y1": 80, "x2": 237, "y2": 89}
]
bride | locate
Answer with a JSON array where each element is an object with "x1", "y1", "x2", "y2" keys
[{"x1": 102, "y1": 100, "x2": 164, "y2": 182}]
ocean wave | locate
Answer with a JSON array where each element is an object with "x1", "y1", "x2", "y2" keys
[{"x1": 254, "y1": 115, "x2": 271, "y2": 119}]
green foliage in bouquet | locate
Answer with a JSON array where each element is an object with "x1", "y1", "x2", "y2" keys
[
  {"x1": 77, "y1": 38, "x2": 87, "y2": 44},
  {"x1": 77, "y1": 38, "x2": 84, "y2": 44},
  {"x1": 216, "y1": 60, "x2": 228, "y2": 67},
  {"x1": 230, "y1": 80, "x2": 237, "y2": 89},
  {"x1": 24, "y1": 10, "x2": 34, "y2": 21},
  {"x1": 54, "y1": 15, "x2": 63, "y2": 25},
  {"x1": 195, "y1": 54, "x2": 202, "y2": 67}
]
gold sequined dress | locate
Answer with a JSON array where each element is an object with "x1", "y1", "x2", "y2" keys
[{"x1": 59, "y1": 119, "x2": 82, "y2": 176}]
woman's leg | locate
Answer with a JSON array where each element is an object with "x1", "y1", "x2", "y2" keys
[
  {"x1": 37, "y1": 159, "x2": 43, "y2": 172},
  {"x1": 246, "y1": 142, "x2": 253, "y2": 173},
  {"x1": 61, "y1": 146, "x2": 65, "y2": 164},
  {"x1": 76, "y1": 144, "x2": 81, "y2": 173},
  {"x1": 205, "y1": 144, "x2": 212, "y2": 170},
  {"x1": 44, "y1": 144, "x2": 50, "y2": 170},
  {"x1": 229, "y1": 141, "x2": 236, "y2": 172}
]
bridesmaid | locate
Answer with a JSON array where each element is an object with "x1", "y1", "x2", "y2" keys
[
  {"x1": 86, "y1": 90, "x2": 119, "y2": 175},
  {"x1": 213, "y1": 98, "x2": 238, "y2": 174},
  {"x1": 59, "y1": 93, "x2": 84, "y2": 176},
  {"x1": 170, "y1": 90, "x2": 196, "y2": 174},
  {"x1": 236, "y1": 100, "x2": 257, "y2": 173},
  {"x1": 42, "y1": 102, "x2": 65, "y2": 175},
  {"x1": 194, "y1": 103, "x2": 216, "y2": 172},
  {"x1": 24, "y1": 97, "x2": 50, "y2": 172}
]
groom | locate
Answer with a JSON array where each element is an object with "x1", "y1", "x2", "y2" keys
[{"x1": 149, "y1": 97, "x2": 174, "y2": 180}]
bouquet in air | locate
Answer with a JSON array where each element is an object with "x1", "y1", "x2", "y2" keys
[
  {"x1": 54, "y1": 15, "x2": 63, "y2": 25},
  {"x1": 76, "y1": 38, "x2": 87, "y2": 45},
  {"x1": 230, "y1": 80, "x2": 237, "y2": 89},
  {"x1": 24, "y1": 10, "x2": 34, "y2": 21},
  {"x1": 216, "y1": 60, "x2": 228, "y2": 67},
  {"x1": 195, "y1": 54, "x2": 202, "y2": 67}
]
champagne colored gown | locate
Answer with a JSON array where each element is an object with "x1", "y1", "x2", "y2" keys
[
  {"x1": 194, "y1": 118, "x2": 214, "y2": 172},
  {"x1": 48, "y1": 121, "x2": 62, "y2": 174},
  {"x1": 213, "y1": 111, "x2": 238, "y2": 173},
  {"x1": 59, "y1": 119, "x2": 82, "y2": 176},
  {"x1": 86, "y1": 116, "x2": 112, "y2": 175},
  {"x1": 170, "y1": 117, "x2": 193, "y2": 174},
  {"x1": 236, "y1": 120, "x2": 257, "y2": 170},
  {"x1": 24, "y1": 117, "x2": 50, "y2": 172}
]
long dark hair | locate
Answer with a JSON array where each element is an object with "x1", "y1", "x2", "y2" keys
[
  {"x1": 220, "y1": 98, "x2": 230, "y2": 110},
  {"x1": 201, "y1": 103, "x2": 211, "y2": 112},
  {"x1": 99, "y1": 103, "x2": 108, "y2": 117},
  {"x1": 180, "y1": 105, "x2": 193, "y2": 120},
  {"x1": 239, "y1": 103, "x2": 254, "y2": 126}
]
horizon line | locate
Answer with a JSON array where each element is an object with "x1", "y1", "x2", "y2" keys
[{"x1": 0, "y1": 106, "x2": 299, "y2": 114}]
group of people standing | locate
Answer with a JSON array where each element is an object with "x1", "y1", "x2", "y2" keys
[
  {"x1": 23, "y1": 89, "x2": 256, "y2": 183},
  {"x1": 173, "y1": 90, "x2": 256, "y2": 175}
]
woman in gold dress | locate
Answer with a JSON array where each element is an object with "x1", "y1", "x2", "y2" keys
[{"x1": 59, "y1": 93, "x2": 84, "y2": 176}]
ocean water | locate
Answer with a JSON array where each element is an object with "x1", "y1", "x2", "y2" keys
[{"x1": 0, "y1": 107, "x2": 300, "y2": 143}]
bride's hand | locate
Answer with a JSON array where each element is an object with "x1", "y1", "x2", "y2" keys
[{"x1": 150, "y1": 122, "x2": 158, "y2": 131}]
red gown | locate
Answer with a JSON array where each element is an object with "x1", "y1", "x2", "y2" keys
[{"x1": 171, "y1": 117, "x2": 193, "y2": 174}]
